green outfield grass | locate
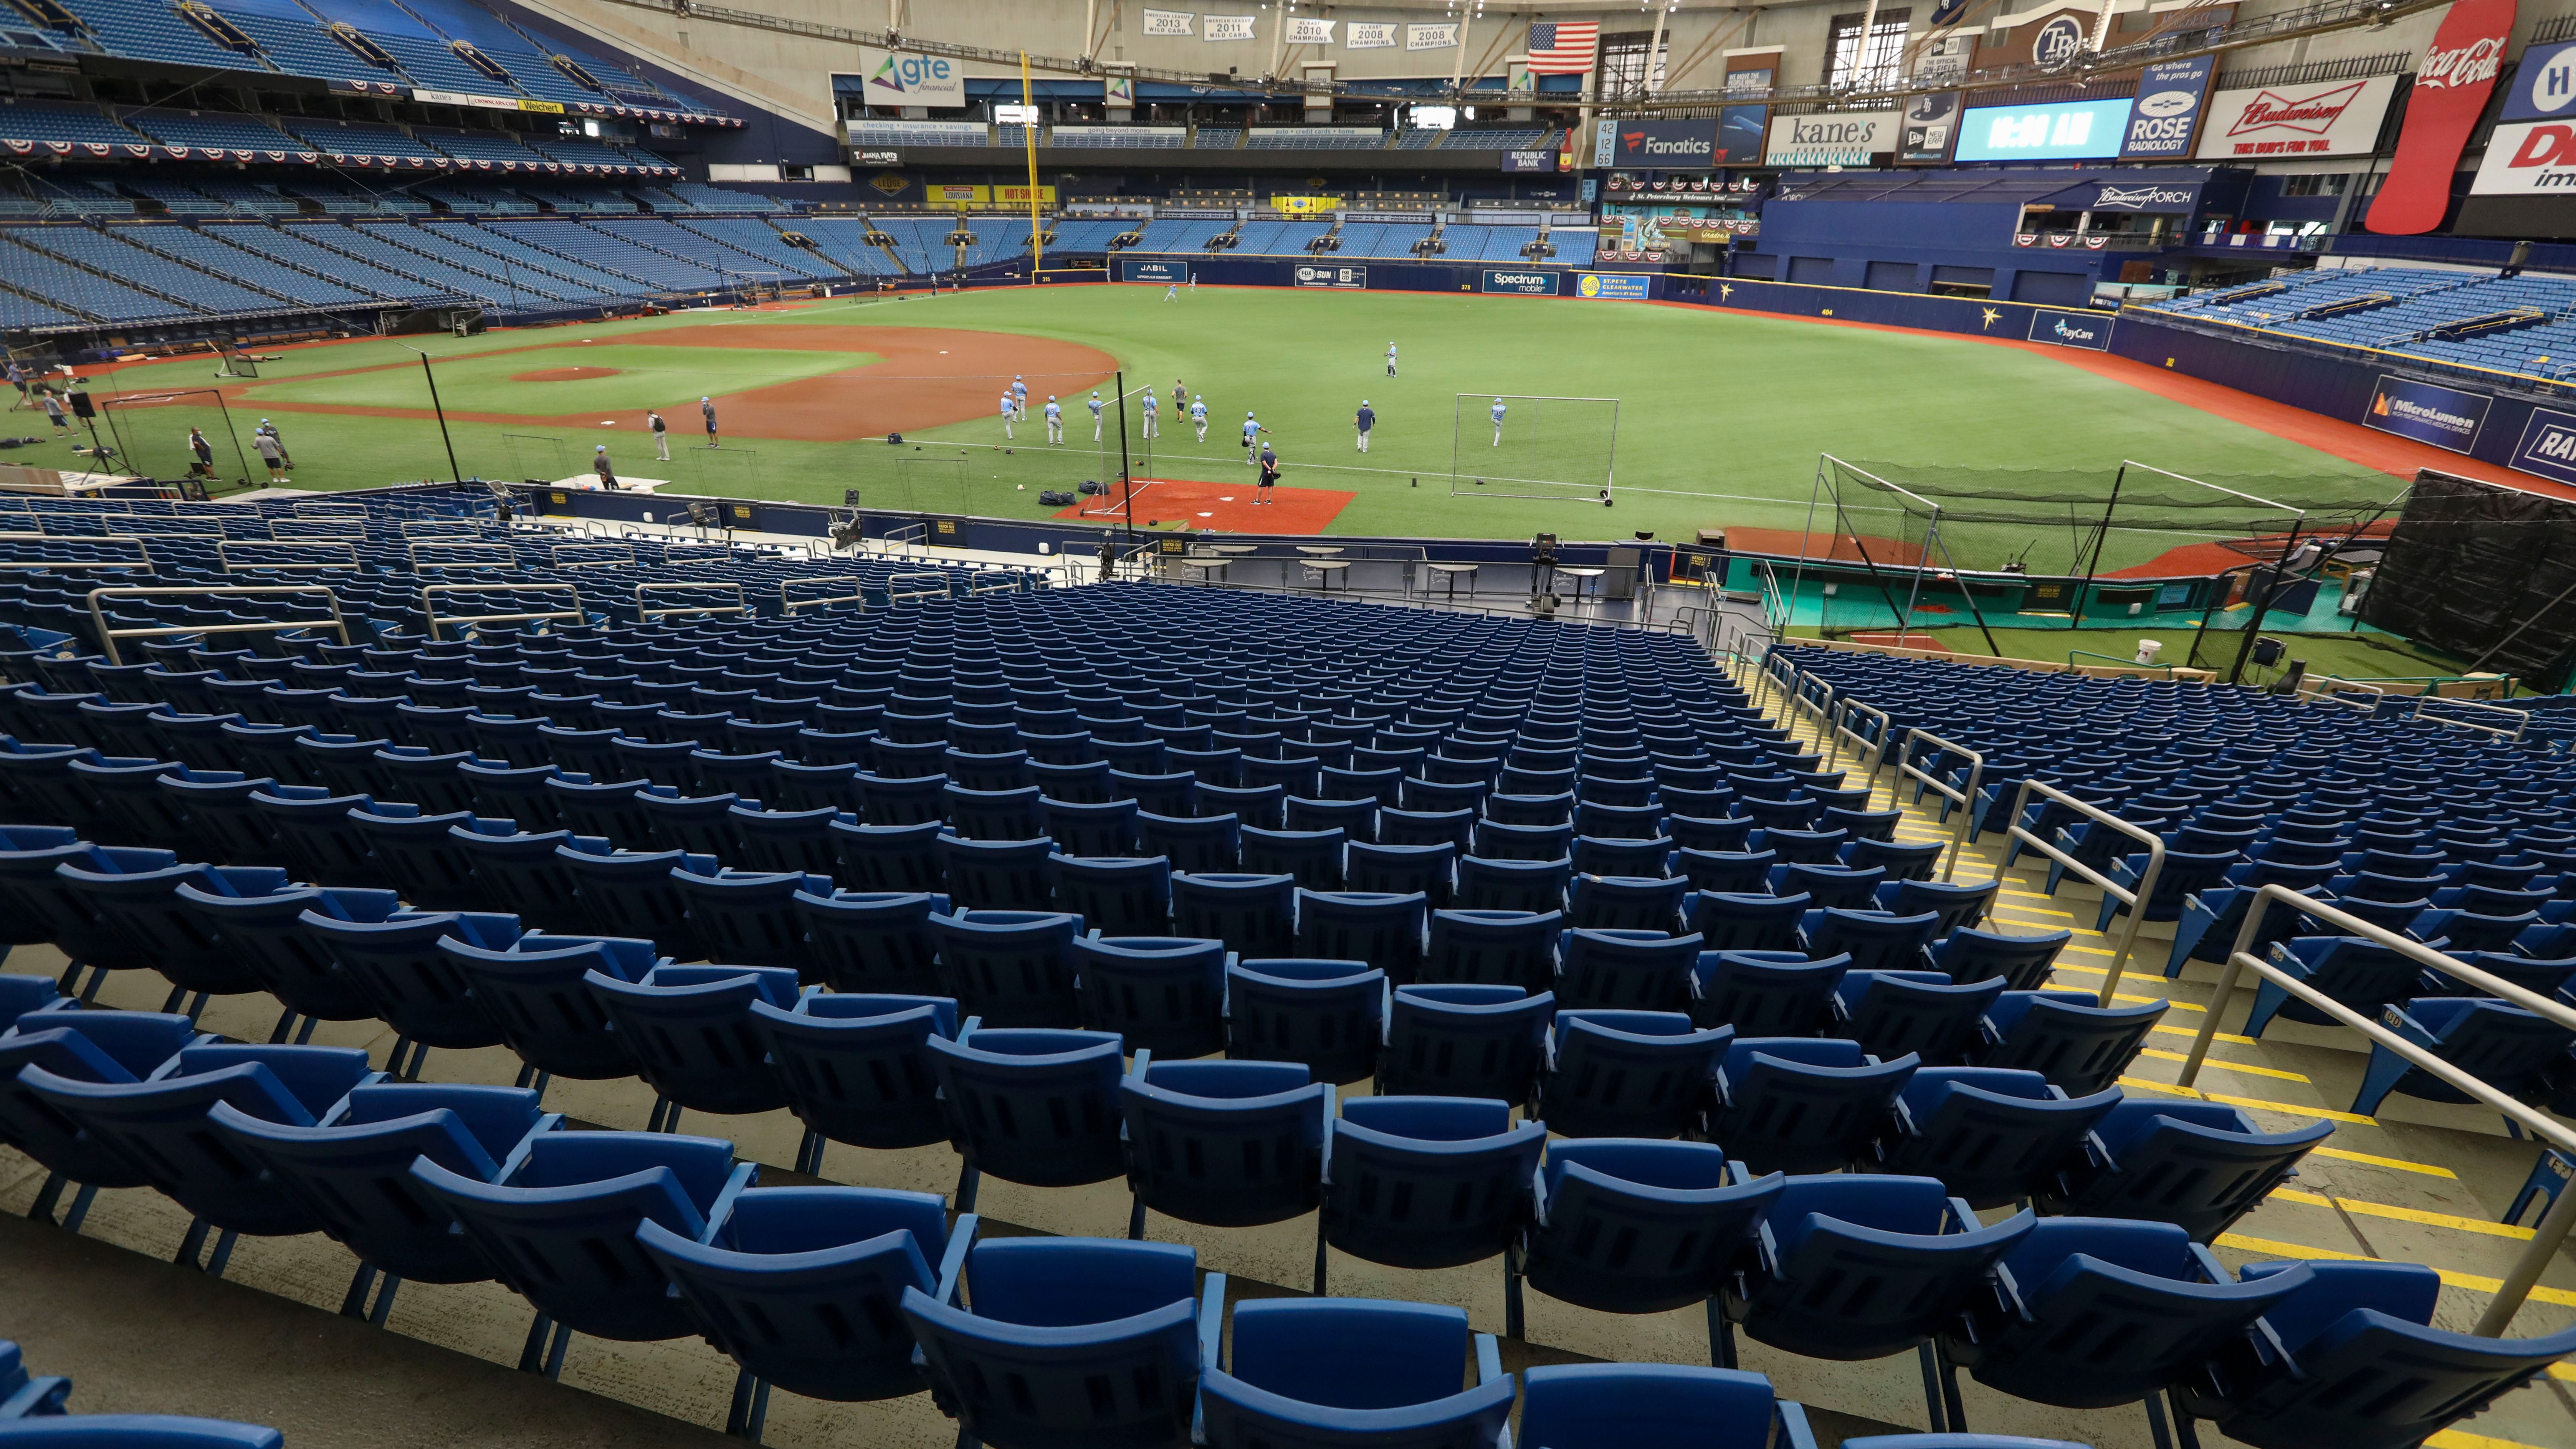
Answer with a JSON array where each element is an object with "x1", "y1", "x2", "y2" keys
[{"x1": 33, "y1": 285, "x2": 2400, "y2": 561}]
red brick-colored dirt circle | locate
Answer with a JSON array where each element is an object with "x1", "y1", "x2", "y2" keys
[{"x1": 511, "y1": 366, "x2": 626, "y2": 382}]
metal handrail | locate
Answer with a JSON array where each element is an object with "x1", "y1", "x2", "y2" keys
[
  {"x1": 2178, "y1": 883, "x2": 2576, "y2": 1335},
  {"x1": 1825, "y1": 697, "x2": 1888, "y2": 777},
  {"x1": 399, "y1": 519, "x2": 484, "y2": 538},
  {"x1": 407, "y1": 541, "x2": 518, "y2": 570},
  {"x1": 422, "y1": 582, "x2": 585, "y2": 640},
  {"x1": 86, "y1": 584, "x2": 348, "y2": 665},
  {"x1": 1898, "y1": 727, "x2": 1985, "y2": 883},
  {"x1": 780, "y1": 576, "x2": 866, "y2": 613},
  {"x1": 967, "y1": 569, "x2": 1027, "y2": 596},
  {"x1": 551, "y1": 543, "x2": 635, "y2": 567},
  {"x1": 887, "y1": 570, "x2": 952, "y2": 603},
  {"x1": 635, "y1": 581, "x2": 747, "y2": 621},
  {"x1": 219, "y1": 539, "x2": 359, "y2": 572},
  {"x1": 2411, "y1": 695, "x2": 2530, "y2": 739},
  {"x1": 268, "y1": 517, "x2": 365, "y2": 540},
  {"x1": 2003, "y1": 779, "x2": 2166, "y2": 1006},
  {"x1": 656, "y1": 540, "x2": 737, "y2": 559},
  {"x1": 104, "y1": 523, "x2": 225, "y2": 539}
]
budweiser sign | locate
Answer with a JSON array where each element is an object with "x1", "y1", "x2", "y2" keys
[
  {"x1": 2370, "y1": 0, "x2": 2518, "y2": 233},
  {"x1": 2195, "y1": 75, "x2": 2396, "y2": 158},
  {"x1": 2226, "y1": 82, "x2": 2366, "y2": 136}
]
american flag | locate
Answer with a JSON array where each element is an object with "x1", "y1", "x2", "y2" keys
[{"x1": 1526, "y1": 22, "x2": 1599, "y2": 74}]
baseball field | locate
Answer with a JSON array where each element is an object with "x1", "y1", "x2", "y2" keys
[{"x1": 16, "y1": 281, "x2": 2467, "y2": 565}]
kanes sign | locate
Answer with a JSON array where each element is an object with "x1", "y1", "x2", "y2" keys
[{"x1": 2368, "y1": 0, "x2": 2516, "y2": 233}]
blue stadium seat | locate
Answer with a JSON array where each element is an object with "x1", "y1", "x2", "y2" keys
[
  {"x1": 2037, "y1": 1098, "x2": 2331, "y2": 1241},
  {"x1": 1120, "y1": 1058, "x2": 1330, "y2": 1250},
  {"x1": 1708, "y1": 1036, "x2": 1917, "y2": 1174},
  {"x1": 1538, "y1": 1009, "x2": 1729, "y2": 1139},
  {"x1": 900, "y1": 1237, "x2": 1205, "y2": 1449},
  {"x1": 638, "y1": 1186, "x2": 972, "y2": 1431},
  {"x1": 1318, "y1": 1095, "x2": 1545, "y2": 1331},
  {"x1": 1196, "y1": 1298, "x2": 1515, "y2": 1449},
  {"x1": 748, "y1": 991, "x2": 958, "y2": 1174},
  {"x1": 926, "y1": 1025, "x2": 1126, "y2": 1209}
]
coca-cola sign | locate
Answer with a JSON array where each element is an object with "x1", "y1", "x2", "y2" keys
[
  {"x1": 2194, "y1": 75, "x2": 2396, "y2": 158},
  {"x1": 2369, "y1": 0, "x2": 2518, "y2": 233}
]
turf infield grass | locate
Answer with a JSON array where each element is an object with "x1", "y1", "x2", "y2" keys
[{"x1": 45, "y1": 286, "x2": 2393, "y2": 564}]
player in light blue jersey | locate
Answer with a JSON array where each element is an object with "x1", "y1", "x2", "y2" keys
[
  {"x1": 1189, "y1": 396, "x2": 1209, "y2": 441},
  {"x1": 1139, "y1": 388, "x2": 1159, "y2": 439},
  {"x1": 1043, "y1": 396, "x2": 1063, "y2": 445},
  {"x1": 1386, "y1": 341, "x2": 1397, "y2": 377},
  {"x1": 1491, "y1": 397, "x2": 1507, "y2": 446},
  {"x1": 998, "y1": 393, "x2": 1015, "y2": 438},
  {"x1": 1088, "y1": 391, "x2": 1105, "y2": 441}
]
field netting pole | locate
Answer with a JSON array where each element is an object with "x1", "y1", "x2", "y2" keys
[
  {"x1": 404, "y1": 347, "x2": 461, "y2": 483},
  {"x1": 1820, "y1": 457, "x2": 1929, "y2": 642},
  {"x1": 1116, "y1": 367, "x2": 1134, "y2": 542},
  {"x1": 1922, "y1": 521, "x2": 2006, "y2": 658},
  {"x1": 2226, "y1": 515, "x2": 2304, "y2": 686},
  {"x1": 2073, "y1": 463, "x2": 2128, "y2": 632}
]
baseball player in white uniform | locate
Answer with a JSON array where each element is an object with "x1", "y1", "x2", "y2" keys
[
  {"x1": 1491, "y1": 397, "x2": 1507, "y2": 446},
  {"x1": 999, "y1": 392, "x2": 1015, "y2": 439},
  {"x1": 1044, "y1": 396, "x2": 1063, "y2": 444},
  {"x1": 1139, "y1": 388, "x2": 1159, "y2": 439},
  {"x1": 1386, "y1": 341, "x2": 1397, "y2": 377},
  {"x1": 1190, "y1": 396, "x2": 1209, "y2": 442},
  {"x1": 1088, "y1": 391, "x2": 1105, "y2": 441}
]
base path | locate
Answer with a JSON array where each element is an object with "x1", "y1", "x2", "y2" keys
[{"x1": 1052, "y1": 476, "x2": 1356, "y2": 534}]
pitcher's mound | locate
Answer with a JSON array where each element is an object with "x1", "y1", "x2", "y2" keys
[{"x1": 512, "y1": 367, "x2": 625, "y2": 382}]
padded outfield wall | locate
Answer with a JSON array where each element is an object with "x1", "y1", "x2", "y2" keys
[{"x1": 2111, "y1": 310, "x2": 2576, "y2": 490}]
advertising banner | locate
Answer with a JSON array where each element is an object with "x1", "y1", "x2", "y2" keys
[
  {"x1": 1954, "y1": 98, "x2": 2131, "y2": 160},
  {"x1": 2502, "y1": 37, "x2": 2576, "y2": 120},
  {"x1": 2367, "y1": 0, "x2": 2515, "y2": 233},
  {"x1": 2194, "y1": 74, "x2": 2397, "y2": 159},
  {"x1": 1124, "y1": 260, "x2": 1189, "y2": 283},
  {"x1": 1718, "y1": 106, "x2": 1767, "y2": 164},
  {"x1": 850, "y1": 47, "x2": 965, "y2": 108},
  {"x1": 1765, "y1": 110, "x2": 1898, "y2": 166},
  {"x1": 2365, "y1": 375, "x2": 2491, "y2": 452},
  {"x1": 1502, "y1": 149, "x2": 1559, "y2": 173},
  {"x1": 1483, "y1": 269, "x2": 1560, "y2": 295},
  {"x1": 1577, "y1": 273, "x2": 1653, "y2": 300},
  {"x1": 1899, "y1": 91, "x2": 1961, "y2": 164},
  {"x1": 1611, "y1": 118, "x2": 1720, "y2": 169},
  {"x1": 1293, "y1": 263, "x2": 1367, "y2": 288},
  {"x1": 2512, "y1": 407, "x2": 2576, "y2": 484},
  {"x1": 2027, "y1": 309, "x2": 2114, "y2": 349},
  {"x1": 2120, "y1": 55, "x2": 2215, "y2": 160},
  {"x1": 2474, "y1": 119, "x2": 2576, "y2": 192},
  {"x1": 1269, "y1": 195, "x2": 1339, "y2": 213}
]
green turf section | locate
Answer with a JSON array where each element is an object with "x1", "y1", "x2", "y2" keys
[
  {"x1": 36, "y1": 288, "x2": 2398, "y2": 557},
  {"x1": 243, "y1": 343, "x2": 877, "y2": 414},
  {"x1": 1799, "y1": 622, "x2": 2489, "y2": 688}
]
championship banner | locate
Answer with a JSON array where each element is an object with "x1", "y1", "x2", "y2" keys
[
  {"x1": 1286, "y1": 17, "x2": 1332, "y2": 45},
  {"x1": 1142, "y1": 8, "x2": 1193, "y2": 36},
  {"x1": 1346, "y1": 22, "x2": 1396, "y2": 49},
  {"x1": 1203, "y1": 14, "x2": 1255, "y2": 42},
  {"x1": 1408, "y1": 23, "x2": 1457, "y2": 50},
  {"x1": 2368, "y1": 0, "x2": 2514, "y2": 233}
]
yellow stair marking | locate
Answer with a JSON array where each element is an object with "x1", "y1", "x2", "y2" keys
[
  {"x1": 2272, "y1": 1188, "x2": 2536, "y2": 1241},
  {"x1": 2431, "y1": 1428, "x2": 2559, "y2": 1449},
  {"x1": 2116, "y1": 1077, "x2": 2376, "y2": 1124},
  {"x1": 2138, "y1": 1047, "x2": 2309, "y2": 1083},
  {"x1": 2311, "y1": 1146, "x2": 2459, "y2": 1179},
  {"x1": 2214, "y1": 1233, "x2": 2576, "y2": 1308}
]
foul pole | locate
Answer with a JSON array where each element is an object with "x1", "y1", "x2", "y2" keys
[{"x1": 1022, "y1": 51, "x2": 1044, "y2": 281}]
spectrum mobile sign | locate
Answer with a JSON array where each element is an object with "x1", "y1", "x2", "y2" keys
[{"x1": 1482, "y1": 269, "x2": 1559, "y2": 295}]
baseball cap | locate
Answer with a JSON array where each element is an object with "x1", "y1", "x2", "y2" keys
[{"x1": 595, "y1": 444, "x2": 607, "y2": 453}]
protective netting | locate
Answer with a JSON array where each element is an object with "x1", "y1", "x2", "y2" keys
[
  {"x1": 1448, "y1": 395, "x2": 1620, "y2": 503},
  {"x1": 1827, "y1": 459, "x2": 2403, "y2": 576}
]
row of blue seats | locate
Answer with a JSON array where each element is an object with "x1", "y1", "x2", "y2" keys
[
  {"x1": 2, "y1": 1339, "x2": 279, "y2": 1446},
  {"x1": 0, "y1": 998, "x2": 2556, "y2": 1449}
]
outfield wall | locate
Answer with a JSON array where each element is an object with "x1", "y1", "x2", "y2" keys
[
  {"x1": 1661, "y1": 277, "x2": 2120, "y2": 351},
  {"x1": 1117, "y1": 255, "x2": 1657, "y2": 300},
  {"x1": 2110, "y1": 311, "x2": 2576, "y2": 488}
]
